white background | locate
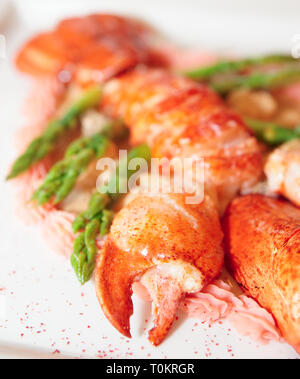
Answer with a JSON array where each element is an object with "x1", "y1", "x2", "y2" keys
[{"x1": 0, "y1": 0, "x2": 299, "y2": 359}]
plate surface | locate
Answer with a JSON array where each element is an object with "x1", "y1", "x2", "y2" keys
[{"x1": 0, "y1": 0, "x2": 299, "y2": 359}]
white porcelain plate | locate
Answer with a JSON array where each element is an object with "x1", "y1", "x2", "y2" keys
[{"x1": 0, "y1": 0, "x2": 299, "y2": 359}]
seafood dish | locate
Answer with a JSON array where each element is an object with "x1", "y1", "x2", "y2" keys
[{"x1": 7, "y1": 13, "x2": 300, "y2": 354}]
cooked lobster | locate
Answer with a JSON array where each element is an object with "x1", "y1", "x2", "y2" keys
[
  {"x1": 102, "y1": 68, "x2": 263, "y2": 211},
  {"x1": 16, "y1": 14, "x2": 160, "y2": 86},
  {"x1": 265, "y1": 139, "x2": 300, "y2": 207},
  {"x1": 223, "y1": 194, "x2": 300, "y2": 353},
  {"x1": 95, "y1": 67, "x2": 263, "y2": 344}
]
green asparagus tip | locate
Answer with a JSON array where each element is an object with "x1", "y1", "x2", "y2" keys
[
  {"x1": 245, "y1": 117, "x2": 300, "y2": 146},
  {"x1": 71, "y1": 252, "x2": 92, "y2": 285},
  {"x1": 184, "y1": 54, "x2": 297, "y2": 80},
  {"x1": 6, "y1": 85, "x2": 103, "y2": 180},
  {"x1": 128, "y1": 143, "x2": 152, "y2": 162},
  {"x1": 32, "y1": 133, "x2": 110, "y2": 206},
  {"x1": 6, "y1": 173, "x2": 14, "y2": 180}
]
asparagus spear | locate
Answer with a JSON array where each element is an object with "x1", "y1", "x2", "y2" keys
[
  {"x1": 32, "y1": 119, "x2": 126, "y2": 205},
  {"x1": 71, "y1": 144, "x2": 151, "y2": 285},
  {"x1": 32, "y1": 133, "x2": 110, "y2": 205},
  {"x1": 184, "y1": 54, "x2": 296, "y2": 80},
  {"x1": 245, "y1": 118, "x2": 300, "y2": 146},
  {"x1": 7, "y1": 85, "x2": 102, "y2": 180},
  {"x1": 211, "y1": 65, "x2": 300, "y2": 95}
]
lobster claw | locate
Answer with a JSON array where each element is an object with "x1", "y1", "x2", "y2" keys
[
  {"x1": 95, "y1": 193, "x2": 224, "y2": 345},
  {"x1": 140, "y1": 267, "x2": 185, "y2": 345},
  {"x1": 95, "y1": 237, "x2": 151, "y2": 338}
]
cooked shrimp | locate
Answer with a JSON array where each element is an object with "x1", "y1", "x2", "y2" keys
[
  {"x1": 265, "y1": 139, "x2": 300, "y2": 207},
  {"x1": 223, "y1": 194, "x2": 300, "y2": 354}
]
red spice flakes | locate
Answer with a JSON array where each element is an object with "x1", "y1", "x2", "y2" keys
[{"x1": 52, "y1": 350, "x2": 60, "y2": 355}]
